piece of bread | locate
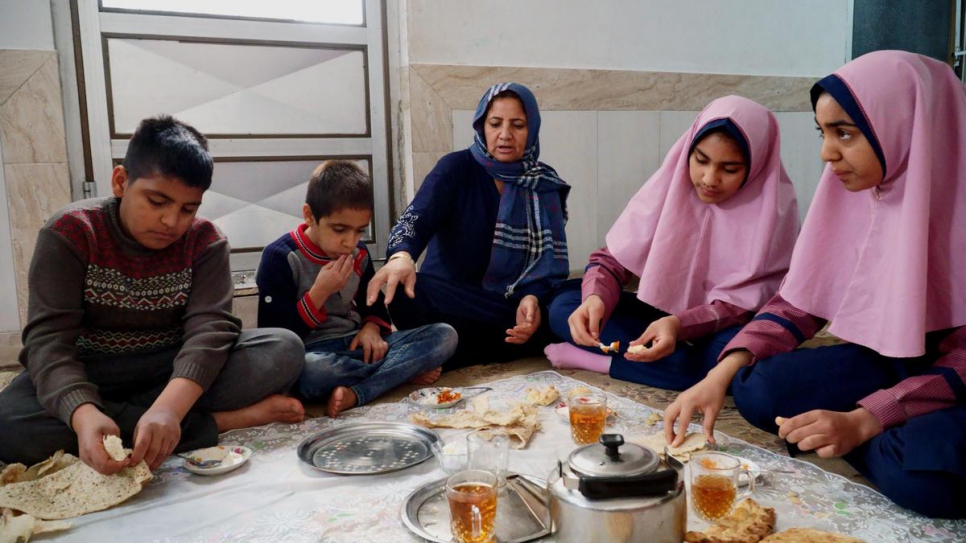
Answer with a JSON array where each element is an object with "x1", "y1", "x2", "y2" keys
[
  {"x1": 102, "y1": 435, "x2": 127, "y2": 462},
  {"x1": 627, "y1": 344, "x2": 647, "y2": 355},
  {"x1": 524, "y1": 385, "x2": 559, "y2": 406},
  {"x1": 684, "y1": 498, "x2": 776, "y2": 543},
  {"x1": 630, "y1": 432, "x2": 707, "y2": 461},
  {"x1": 760, "y1": 528, "x2": 865, "y2": 542}
]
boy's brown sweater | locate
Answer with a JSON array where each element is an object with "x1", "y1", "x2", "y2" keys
[{"x1": 19, "y1": 197, "x2": 241, "y2": 427}]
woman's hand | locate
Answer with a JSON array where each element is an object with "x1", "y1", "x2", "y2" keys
[
  {"x1": 663, "y1": 351, "x2": 751, "y2": 446},
  {"x1": 776, "y1": 408, "x2": 883, "y2": 458},
  {"x1": 506, "y1": 295, "x2": 541, "y2": 344},
  {"x1": 350, "y1": 322, "x2": 389, "y2": 363},
  {"x1": 366, "y1": 252, "x2": 417, "y2": 306},
  {"x1": 625, "y1": 316, "x2": 680, "y2": 362},
  {"x1": 567, "y1": 295, "x2": 605, "y2": 347},
  {"x1": 71, "y1": 404, "x2": 129, "y2": 475}
]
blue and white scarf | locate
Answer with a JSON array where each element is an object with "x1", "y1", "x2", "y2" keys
[{"x1": 470, "y1": 82, "x2": 571, "y2": 299}]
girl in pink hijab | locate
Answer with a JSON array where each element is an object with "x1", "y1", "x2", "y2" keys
[
  {"x1": 546, "y1": 95, "x2": 799, "y2": 391},
  {"x1": 664, "y1": 51, "x2": 966, "y2": 519}
]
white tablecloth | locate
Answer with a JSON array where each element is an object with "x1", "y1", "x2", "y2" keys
[{"x1": 51, "y1": 371, "x2": 965, "y2": 542}]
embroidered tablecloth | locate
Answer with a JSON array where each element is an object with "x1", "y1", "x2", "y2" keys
[{"x1": 43, "y1": 371, "x2": 966, "y2": 542}]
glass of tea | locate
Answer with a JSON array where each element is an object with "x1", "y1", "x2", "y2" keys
[
  {"x1": 568, "y1": 389, "x2": 608, "y2": 445},
  {"x1": 688, "y1": 451, "x2": 756, "y2": 522},
  {"x1": 446, "y1": 469, "x2": 498, "y2": 543}
]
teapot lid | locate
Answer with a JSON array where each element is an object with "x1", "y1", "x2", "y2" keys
[{"x1": 568, "y1": 434, "x2": 659, "y2": 478}]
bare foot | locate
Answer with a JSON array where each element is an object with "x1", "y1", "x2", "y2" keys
[
  {"x1": 408, "y1": 367, "x2": 442, "y2": 386},
  {"x1": 213, "y1": 395, "x2": 305, "y2": 432},
  {"x1": 326, "y1": 386, "x2": 358, "y2": 418}
]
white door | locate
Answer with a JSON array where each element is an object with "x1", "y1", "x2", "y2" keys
[{"x1": 73, "y1": 0, "x2": 392, "y2": 272}]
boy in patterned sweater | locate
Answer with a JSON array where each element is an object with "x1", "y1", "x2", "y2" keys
[
  {"x1": 0, "y1": 116, "x2": 305, "y2": 475},
  {"x1": 256, "y1": 160, "x2": 456, "y2": 418}
]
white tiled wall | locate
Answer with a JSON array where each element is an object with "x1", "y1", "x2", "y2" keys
[
  {"x1": 0, "y1": 136, "x2": 19, "y2": 331},
  {"x1": 453, "y1": 109, "x2": 824, "y2": 272}
]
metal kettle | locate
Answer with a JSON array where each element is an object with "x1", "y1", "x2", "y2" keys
[{"x1": 548, "y1": 434, "x2": 687, "y2": 543}]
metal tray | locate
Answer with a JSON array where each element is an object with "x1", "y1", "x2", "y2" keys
[
  {"x1": 297, "y1": 422, "x2": 440, "y2": 475},
  {"x1": 401, "y1": 473, "x2": 552, "y2": 542}
]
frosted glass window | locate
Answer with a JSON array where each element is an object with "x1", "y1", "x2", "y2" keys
[
  {"x1": 101, "y1": 0, "x2": 364, "y2": 25},
  {"x1": 107, "y1": 39, "x2": 368, "y2": 136},
  {"x1": 201, "y1": 159, "x2": 372, "y2": 251}
]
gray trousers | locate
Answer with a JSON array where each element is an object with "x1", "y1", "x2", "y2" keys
[{"x1": 0, "y1": 328, "x2": 304, "y2": 466}]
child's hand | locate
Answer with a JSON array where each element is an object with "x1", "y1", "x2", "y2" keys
[
  {"x1": 625, "y1": 316, "x2": 680, "y2": 362},
  {"x1": 663, "y1": 351, "x2": 751, "y2": 446},
  {"x1": 71, "y1": 404, "x2": 129, "y2": 475},
  {"x1": 350, "y1": 322, "x2": 389, "y2": 363},
  {"x1": 130, "y1": 407, "x2": 182, "y2": 471},
  {"x1": 367, "y1": 252, "x2": 416, "y2": 306},
  {"x1": 506, "y1": 295, "x2": 541, "y2": 344},
  {"x1": 310, "y1": 255, "x2": 354, "y2": 303},
  {"x1": 776, "y1": 408, "x2": 882, "y2": 458},
  {"x1": 567, "y1": 295, "x2": 605, "y2": 347}
]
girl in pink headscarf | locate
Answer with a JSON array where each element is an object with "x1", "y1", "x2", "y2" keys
[
  {"x1": 546, "y1": 95, "x2": 799, "y2": 391},
  {"x1": 664, "y1": 51, "x2": 966, "y2": 519}
]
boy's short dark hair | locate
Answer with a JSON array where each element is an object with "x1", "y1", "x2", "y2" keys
[
  {"x1": 123, "y1": 115, "x2": 214, "y2": 190},
  {"x1": 305, "y1": 160, "x2": 373, "y2": 219}
]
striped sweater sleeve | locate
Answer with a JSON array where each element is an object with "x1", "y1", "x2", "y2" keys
[
  {"x1": 858, "y1": 326, "x2": 966, "y2": 428},
  {"x1": 581, "y1": 246, "x2": 633, "y2": 326},
  {"x1": 719, "y1": 293, "x2": 827, "y2": 363},
  {"x1": 676, "y1": 301, "x2": 754, "y2": 343}
]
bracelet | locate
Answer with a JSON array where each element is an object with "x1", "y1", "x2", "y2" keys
[{"x1": 388, "y1": 252, "x2": 413, "y2": 263}]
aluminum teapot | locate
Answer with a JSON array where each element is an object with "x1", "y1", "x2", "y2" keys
[{"x1": 548, "y1": 434, "x2": 686, "y2": 543}]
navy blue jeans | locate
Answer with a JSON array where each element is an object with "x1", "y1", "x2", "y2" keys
[
  {"x1": 299, "y1": 323, "x2": 457, "y2": 404},
  {"x1": 731, "y1": 341, "x2": 966, "y2": 519},
  {"x1": 548, "y1": 279, "x2": 740, "y2": 391}
]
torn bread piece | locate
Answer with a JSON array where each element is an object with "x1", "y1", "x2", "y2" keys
[
  {"x1": 626, "y1": 344, "x2": 647, "y2": 355},
  {"x1": 524, "y1": 385, "x2": 560, "y2": 406},
  {"x1": 102, "y1": 435, "x2": 127, "y2": 462},
  {"x1": 631, "y1": 432, "x2": 708, "y2": 461},
  {"x1": 684, "y1": 498, "x2": 776, "y2": 543},
  {"x1": 760, "y1": 528, "x2": 865, "y2": 543},
  {"x1": 0, "y1": 508, "x2": 72, "y2": 543}
]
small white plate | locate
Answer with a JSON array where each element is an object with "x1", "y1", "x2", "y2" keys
[
  {"x1": 408, "y1": 386, "x2": 491, "y2": 409},
  {"x1": 183, "y1": 445, "x2": 252, "y2": 476}
]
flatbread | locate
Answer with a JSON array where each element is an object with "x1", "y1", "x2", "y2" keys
[
  {"x1": 410, "y1": 396, "x2": 540, "y2": 449},
  {"x1": 102, "y1": 435, "x2": 127, "y2": 462},
  {"x1": 760, "y1": 528, "x2": 865, "y2": 542},
  {"x1": 626, "y1": 344, "x2": 647, "y2": 355},
  {"x1": 685, "y1": 498, "x2": 776, "y2": 543},
  {"x1": 524, "y1": 385, "x2": 559, "y2": 406},
  {"x1": 0, "y1": 508, "x2": 72, "y2": 543},
  {"x1": 0, "y1": 453, "x2": 152, "y2": 520},
  {"x1": 630, "y1": 432, "x2": 707, "y2": 460}
]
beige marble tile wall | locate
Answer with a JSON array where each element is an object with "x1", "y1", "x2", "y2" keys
[
  {"x1": 411, "y1": 63, "x2": 823, "y2": 271},
  {"x1": 0, "y1": 49, "x2": 72, "y2": 366}
]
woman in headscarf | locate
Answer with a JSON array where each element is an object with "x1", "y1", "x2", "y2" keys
[
  {"x1": 367, "y1": 82, "x2": 570, "y2": 370},
  {"x1": 545, "y1": 95, "x2": 799, "y2": 391},
  {"x1": 664, "y1": 51, "x2": 966, "y2": 519}
]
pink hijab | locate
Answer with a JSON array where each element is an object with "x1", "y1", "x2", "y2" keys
[
  {"x1": 605, "y1": 95, "x2": 799, "y2": 315},
  {"x1": 781, "y1": 51, "x2": 966, "y2": 358}
]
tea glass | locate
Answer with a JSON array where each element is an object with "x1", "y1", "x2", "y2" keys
[
  {"x1": 465, "y1": 429, "x2": 510, "y2": 490},
  {"x1": 567, "y1": 389, "x2": 607, "y2": 445},
  {"x1": 446, "y1": 469, "x2": 498, "y2": 543},
  {"x1": 689, "y1": 451, "x2": 755, "y2": 522}
]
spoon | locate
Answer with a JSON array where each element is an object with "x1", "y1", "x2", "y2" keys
[{"x1": 177, "y1": 454, "x2": 223, "y2": 468}]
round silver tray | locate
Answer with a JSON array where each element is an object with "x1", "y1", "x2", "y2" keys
[
  {"x1": 401, "y1": 473, "x2": 552, "y2": 543},
  {"x1": 297, "y1": 422, "x2": 440, "y2": 475}
]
